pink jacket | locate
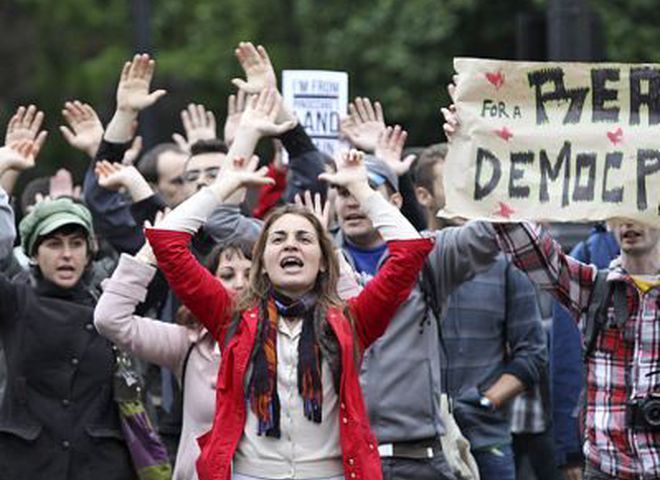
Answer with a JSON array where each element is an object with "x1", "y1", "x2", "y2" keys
[{"x1": 94, "y1": 253, "x2": 218, "y2": 480}]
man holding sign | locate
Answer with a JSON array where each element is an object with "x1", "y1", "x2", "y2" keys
[{"x1": 443, "y1": 59, "x2": 660, "y2": 480}]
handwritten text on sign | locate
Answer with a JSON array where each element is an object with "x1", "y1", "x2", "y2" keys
[
  {"x1": 282, "y1": 70, "x2": 348, "y2": 159},
  {"x1": 443, "y1": 58, "x2": 660, "y2": 225}
]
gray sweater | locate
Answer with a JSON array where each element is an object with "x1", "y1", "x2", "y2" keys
[{"x1": 338, "y1": 221, "x2": 501, "y2": 443}]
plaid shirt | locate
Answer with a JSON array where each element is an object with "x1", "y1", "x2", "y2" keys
[
  {"x1": 496, "y1": 223, "x2": 660, "y2": 479},
  {"x1": 510, "y1": 384, "x2": 546, "y2": 434}
]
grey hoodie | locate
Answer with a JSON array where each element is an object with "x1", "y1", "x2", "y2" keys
[{"x1": 338, "y1": 221, "x2": 500, "y2": 443}]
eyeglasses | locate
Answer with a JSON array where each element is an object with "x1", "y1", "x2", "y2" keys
[{"x1": 182, "y1": 166, "x2": 220, "y2": 183}]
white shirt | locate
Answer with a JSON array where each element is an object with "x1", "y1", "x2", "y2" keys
[{"x1": 233, "y1": 317, "x2": 344, "y2": 479}]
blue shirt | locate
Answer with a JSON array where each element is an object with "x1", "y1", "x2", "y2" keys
[{"x1": 345, "y1": 241, "x2": 386, "y2": 278}]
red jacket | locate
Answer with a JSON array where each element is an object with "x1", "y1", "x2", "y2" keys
[{"x1": 146, "y1": 228, "x2": 434, "y2": 480}]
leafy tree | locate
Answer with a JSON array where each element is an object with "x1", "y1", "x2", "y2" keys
[{"x1": 2, "y1": 0, "x2": 545, "y2": 190}]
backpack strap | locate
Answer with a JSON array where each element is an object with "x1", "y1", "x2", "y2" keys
[
  {"x1": 611, "y1": 280, "x2": 629, "y2": 328},
  {"x1": 420, "y1": 259, "x2": 443, "y2": 323},
  {"x1": 179, "y1": 342, "x2": 196, "y2": 387},
  {"x1": 582, "y1": 270, "x2": 612, "y2": 361},
  {"x1": 419, "y1": 259, "x2": 452, "y2": 408}
]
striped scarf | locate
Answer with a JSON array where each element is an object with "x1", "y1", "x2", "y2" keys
[{"x1": 248, "y1": 291, "x2": 323, "y2": 438}]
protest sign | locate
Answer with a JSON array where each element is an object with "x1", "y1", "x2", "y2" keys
[
  {"x1": 282, "y1": 70, "x2": 348, "y2": 159},
  {"x1": 443, "y1": 58, "x2": 660, "y2": 226}
]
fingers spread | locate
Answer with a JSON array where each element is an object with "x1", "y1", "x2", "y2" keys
[
  {"x1": 23, "y1": 105, "x2": 36, "y2": 127},
  {"x1": 362, "y1": 97, "x2": 376, "y2": 120},
  {"x1": 354, "y1": 97, "x2": 369, "y2": 123}
]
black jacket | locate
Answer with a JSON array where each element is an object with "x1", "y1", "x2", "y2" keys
[{"x1": 0, "y1": 269, "x2": 135, "y2": 480}]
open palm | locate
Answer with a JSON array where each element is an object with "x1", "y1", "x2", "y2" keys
[
  {"x1": 319, "y1": 149, "x2": 368, "y2": 188},
  {"x1": 231, "y1": 42, "x2": 277, "y2": 94},
  {"x1": 116, "y1": 54, "x2": 166, "y2": 112},
  {"x1": 60, "y1": 101, "x2": 104, "y2": 157}
]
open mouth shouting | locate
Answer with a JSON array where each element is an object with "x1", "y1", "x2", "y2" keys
[
  {"x1": 55, "y1": 264, "x2": 77, "y2": 278},
  {"x1": 280, "y1": 256, "x2": 305, "y2": 273}
]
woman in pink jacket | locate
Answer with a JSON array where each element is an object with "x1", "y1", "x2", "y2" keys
[
  {"x1": 145, "y1": 150, "x2": 434, "y2": 480},
  {"x1": 95, "y1": 238, "x2": 251, "y2": 480}
]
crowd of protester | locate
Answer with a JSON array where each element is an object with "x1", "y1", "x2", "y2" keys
[{"x1": 0, "y1": 41, "x2": 657, "y2": 480}]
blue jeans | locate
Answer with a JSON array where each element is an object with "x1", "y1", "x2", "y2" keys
[{"x1": 471, "y1": 444, "x2": 515, "y2": 480}]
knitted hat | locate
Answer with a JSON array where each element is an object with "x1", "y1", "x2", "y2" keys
[
  {"x1": 364, "y1": 155, "x2": 399, "y2": 192},
  {"x1": 19, "y1": 198, "x2": 95, "y2": 256}
]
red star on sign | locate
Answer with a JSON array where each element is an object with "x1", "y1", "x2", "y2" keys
[
  {"x1": 495, "y1": 126, "x2": 513, "y2": 141},
  {"x1": 494, "y1": 202, "x2": 515, "y2": 219}
]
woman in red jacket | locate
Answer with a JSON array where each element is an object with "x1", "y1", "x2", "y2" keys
[{"x1": 146, "y1": 150, "x2": 433, "y2": 480}]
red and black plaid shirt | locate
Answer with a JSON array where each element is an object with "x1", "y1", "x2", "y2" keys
[{"x1": 496, "y1": 223, "x2": 660, "y2": 479}]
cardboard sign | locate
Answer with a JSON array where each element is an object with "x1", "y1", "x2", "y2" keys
[
  {"x1": 282, "y1": 70, "x2": 348, "y2": 159},
  {"x1": 443, "y1": 58, "x2": 660, "y2": 226}
]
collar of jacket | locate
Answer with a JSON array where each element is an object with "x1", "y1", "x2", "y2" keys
[
  {"x1": 606, "y1": 259, "x2": 660, "y2": 283},
  {"x1": 28, "y1": 265, "x2": 98, "y2": 306}
]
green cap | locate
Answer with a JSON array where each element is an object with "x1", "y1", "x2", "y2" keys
[{"x1": 19, "y1": 198, "x2": 95, "y2": 256}]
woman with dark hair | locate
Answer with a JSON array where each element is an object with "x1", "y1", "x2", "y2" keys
[{"x1": 145, "y1": 151, "x2": 433, "y2": 480}]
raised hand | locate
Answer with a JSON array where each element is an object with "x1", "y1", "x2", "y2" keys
[
  {"x1": 231, "y1": 42, "x2": 277, "y2": 94},
  {"x1": 294, "y1": 190, "x2": 330, "y2": 230},
  {"x1": 318, "y1": 149, "x2": 369, "y2": 191},
  {"x1": 95, "y1": 160, "x2": 131, "y2": 191},
  {"x1": 441, "y1": 104, "x2": 458, "y2": 143},
  {"x1": 375, "y1": 125, "x2": 416, "y2": 176},
  {"x1": 5, "y1": 105, "x2": 48, "y2": 156},
  {"x1": 442, "y1": 81, "x2": 459, "y2": 142},
  {"x1": 0, "y1": 141, "x2": 40, "y2": 174},
  {"x1": 59, "y1": 101, "x2": 104, "y2": 157},
  {"x1": 116, "y1": 53, "x2": 167, "y2": 113},
  {"x1": 239, "y1": 88, "x2": 296, "y2": 136},
  {"x1": 210, "y1": 155, "x2": 274, "y2": 202},
  {"x1": 49, "y1": 169, "x2": 80, "y2": 199},
  {"x1": 224, "y1": 89, "x2": 247, "y2": 146},
  {"x1": 340, "y1": 97, "x2": 386, "y2": 152},
  {"x1": 172, "y1": 103, "x2": 217, "y2": 151},
  {"x1": 95, "y1": 159, "x2": 154, "y2": 202}
]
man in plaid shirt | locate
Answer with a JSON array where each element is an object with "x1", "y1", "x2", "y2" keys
[{"x1": 494, "y1": 221, "x2": 659, "y2": 480}]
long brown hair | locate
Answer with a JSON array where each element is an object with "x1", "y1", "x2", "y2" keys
[
  {"x1": 236, "y1": 204, "x2": 343, "y2": 313},
  {"x1": 234, "y1": 204, "x2": 362, "y2": 368}
]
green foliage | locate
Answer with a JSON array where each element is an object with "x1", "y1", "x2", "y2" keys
[
  {"x1": 2, "y1": 0, "x2": 543, "y2": 187},
  {"x1": 591, "y1": 0, "x2": 660, "y2": 63}
]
